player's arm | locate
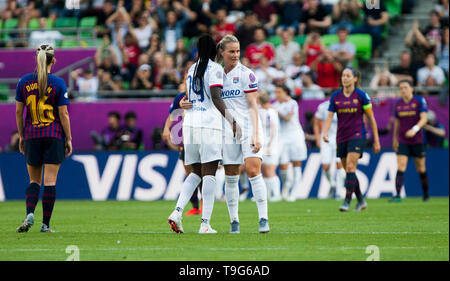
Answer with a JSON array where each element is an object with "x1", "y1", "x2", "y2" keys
[
  {"x1": 15, "y1": 101, "x2": 25, "y2": 154},
  {"x1": 313, "y1": 117, "x2": 322, "y2": 148},
  {"x1": 278, "y1": 111, "x2": 294, "y2": 122},
  {"x1": 392, "y1": 118, "x2": 400, "y2": 152},
  {"x1": 162, "y1": 115, "x2": 173, "y2": 143},
  {"x1": 363, "y1": 104, "x2": 380, "y2": 155},
  {"x1": 405, "y1": 112, "x2": 427, "y2": 138},
  {"x1": 58, "y1": 105, "x2": 73, "y2": 158},
  {"x1": 322, "y1": 111, "x2": 334, "y2": 143},
  {"x1": 211, "y1": 86, "x2": 240, "y2": 138},
  {"x1": 246, "y1": 91, "x2": 262, "y2": 153}
]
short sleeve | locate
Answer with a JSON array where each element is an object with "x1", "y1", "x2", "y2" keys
[
  {"x1": 315, "y1": 103, "x2": 326, "y2": 120},
  {"x1": 57, "y1": 79, "x2": 70, "y2": 106},
  {"x1": 359, "y1": 90, "x2": 372, "y2": 109},
  {"x1": 328, "y1": 92, "x2": 337, "y2": 112},
  {"x1": 207, "y1": 63, "x2": 224, "y2": 88},
  {"x1": 394, "y1": 99, "x2": 400, "y2": 118},
  {"x1": 243, "y1": 69, "x2": 258, "y2": 94},
  {"x1": 418, "y1": 96, "x2": 428, "y2": 113},
  {"x1": 15, "y1": 78, "x2": 24, "y2": 103},
  {"x1": 169, "y1": 93, "x2": 185, "y2": 114}
]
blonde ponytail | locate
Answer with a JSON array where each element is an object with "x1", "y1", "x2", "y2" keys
[{"x1": 36, "y1": 45, "x2": 54, "y2": 100}]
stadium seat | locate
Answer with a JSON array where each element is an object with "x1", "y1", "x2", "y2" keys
[
  {"x1": 294, "y1": 35, "x2": 306, "y2": 46},
  {"x1": 2, "y1": 18, "x2": 18, "y2": 40},
  {"x1": 385, "y1": 0, "x2": 403, "y2": 19},
  {"x1": 61, "y1": 40, "x2": 78, "y2": 48},
  {"x1": 320, "y1": 34, "x2": 338, "y2": 47},
  {"x1": 46, "y1": 17, "x2": 54, "y2": 28},
  {"x1": 55, "y1": 17, "x2": 78, "y2": 36},
  {"x1": 0, "y1": 84, "x2": 9, "y2": 101},
  {"x1": 267, "y1": 35, "x2": 282, "y2": 47},
  {"x1": 347, "y1": 34, "x2": 372, "y2": 61},
  {"x1": 28, "y1": 18, "x2": 40, "y2": 29},
  {"x1": 79, "y1": 16, "x2": 97, "y2": 38}
]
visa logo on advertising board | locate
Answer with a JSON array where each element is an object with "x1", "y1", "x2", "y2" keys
[{"x1": 0, "y1": 150, "x2": 448, "y2": 201}]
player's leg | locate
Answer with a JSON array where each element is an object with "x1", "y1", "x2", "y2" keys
[
  {"x1": 335, "y1": 160, "x2": 346, "y2": 200},
  {"x1": 41, "y1": 163, "x2": 60, "y2": 232},
  {"x1": 245, "y1": 156, "x2": 269, "y2": 233},
  {"x1": 199, "y1": 160, "x2": 220, "y2": 233},
  {"x1": 320, "y1": 141, "x2": 335, "y2": 198},
  {"x1": 288, "y1": 140, "x2": 307, "y2": 201},
  {"x1": 224, "y1": 164, "x2": 240, "y2": 232},
  {"x1": 184, "y1": 163, "x2": 201, "y2": 216},
  {"x1": 262, "y1": 162, "x2": 281, "y2": 202},
  {"x1": 289, "y1": 161, "x2": 302, "y2": 201},
  {"x1": 239, "y1": 166, "x2": 250, "y2": 201},
  {"x1": 414, "y1": 155, "x2": 429, "y2": 201},
  {"x1": 278, "y1": 143, "x2": 292, "y2": 199},
  {"x1": 391, "y1": 154, "x2": 408, "y2": 202},
  {"x1": 215, "y1": 165, "x2": 225, "y2": 201}
]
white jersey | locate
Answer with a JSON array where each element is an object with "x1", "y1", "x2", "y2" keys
[
  {"x1": 222, "y1": 62, "x2": 261, "y2": 135},
  {"x1": 273, "y1": 98, "x2": 305, "y2": 142},
  {"x1": 183, "y1": 59, "x2": 224, "y2": 130},
  {"x1": 315, "y1": 100, "x2": 337, "y2": 143},
  {"x1": 259, "y1": 106, "x2": 279, "y2": 154}
]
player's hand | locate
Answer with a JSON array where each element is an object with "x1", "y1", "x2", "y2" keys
[
  {"x1": 233, "y1": 120, "x2": 242, "y2": 140},
  {"x1": 323, "y1": 133, "x2": 329, "y2": 143},
  {"x1": 373, "y1": 140, "x2": 381, "y2": 155},
  {"x1": 405, "y1": 129, "x2": 416, "y2": 138},
  {"x1": 316, "y1": 138, "x2": 321, "y2": 149},
  {"x1": 19, "y1": 136, "x2": 24, "y2": 155},
  {"x1": 65, "y1": 140, "x2": 73, "y2": 159},
  {"x1": 251, "y1": 135, "x2": 262, "y2": 153},
  {"x1": 392, "y1": 140, "x2": 399, "y2": 152},
  {"x1": 179, "y1": 96, "x2": 193, "y2": 110}
]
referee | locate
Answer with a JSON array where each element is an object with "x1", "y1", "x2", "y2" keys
[{"x1": 15, "y1": 45, "x2": 73, "y2": 233}]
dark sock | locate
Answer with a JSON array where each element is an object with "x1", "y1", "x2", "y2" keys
[
  {"x1": 419, "y1": 172, "x2": 429, "y2": 196},
  {"x1": 42, "y1": 186, "x2": 56, "y2": 227},
  {"x1": 25, "y1": 183, "x2": 40, "y2": 215},
  {"x1": 395, "y1": 171, "x2": 405, "y2": 197},
  {"x1": 190, "y1": 187, "x2": 199, "y2": 209},
  {"x1": 344, "y1": 172, "x2": 357, "y2": 203},
  {"x1": 354, "y1": 179, "x2": 363, "y2": 202}
]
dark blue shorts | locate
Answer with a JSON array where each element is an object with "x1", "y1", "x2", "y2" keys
[
  {"x1": 337, "y1": 138, "x2": 366, "y2": 159},
  {"x1": 24, "y1": 138, "x2": 65, "y2": 166},
  {"x1": 397, "y1": 143, "x2": 425, "y2": 158}
]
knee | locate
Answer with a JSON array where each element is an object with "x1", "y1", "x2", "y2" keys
[
  {"x1": 246, "y1": 167, "x2": 260, "y2": 178},
  {"x1": 322, "y1": 164, "x2": 330, "y2": 171}
]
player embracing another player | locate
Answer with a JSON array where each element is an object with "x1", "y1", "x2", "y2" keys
[
  {"x1": 323, "y1": 68, "x2": 380, "y2": 212},
  {"x1": 168, "y1": 35, "x2": 238, "y2": 234}
]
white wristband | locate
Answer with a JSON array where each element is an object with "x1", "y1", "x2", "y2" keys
[{"x1": 412, "y1": 125, "x2": 420, "y2": 133}]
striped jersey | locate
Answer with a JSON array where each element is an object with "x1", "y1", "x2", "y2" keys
[
  {"x1": 15, "y1": 73, "x2": 69, "y2": 141},
  {"x1": 328, "y1": 88, "x2": 372, "y2": 144},
  {"x1": 394, "y1": 95, "x2": 428, "y2": 145}
]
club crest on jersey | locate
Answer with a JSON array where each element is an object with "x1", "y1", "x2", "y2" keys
[
  {"x1": 233, "y1": 77, "x2": 239, "y2": 84},
  {"x1": 412, "y1": 103, "x2": 416, "y2": 108},
  {"x1": 353, "y1": 99, "x2": 358, "y2": 104},
  {"x1": 249, "y1": 73, "x2": 256, "y2": 83}
]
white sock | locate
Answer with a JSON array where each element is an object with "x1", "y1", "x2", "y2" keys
[
  {"x1": 215, "y1": 167, "x2": 225, "y2": 199},
  {"x1": 279, "y1": 169, "x2": 289, "y2": 190},
  {"x1": 175, "y1": 173, "x2": 202, "y2": 213},
  {"x1": 225, "y1": 175, "x2": 240, "y2": 222},
  {"x1": 291, "y1": 166, "x2": 302, "y2": 197},
  {"x1": 336, "y1": 168, "x2": 346, "y2": 198},
  {"x1": 264, "y1": 176, "x2": 280, "y2": 199},
  {"x1": 240, "y1": 171, "x2": 249, "y2": 190},
  {"x1": 201, "y1": 175, "x2": 216, "y2": 223},
  {"x1": 249, "y1": 174, "x2": 268, "y2": 220}
]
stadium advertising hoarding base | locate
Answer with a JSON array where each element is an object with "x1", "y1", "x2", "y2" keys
[{"x1": 0, "y1": 149, "x2": 448, "y2": 201}]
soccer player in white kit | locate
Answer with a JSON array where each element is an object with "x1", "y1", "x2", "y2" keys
[
  {"x1": 258, "y1": 91, "x2": 282, "y2": 202},
  {"x1": 273, "y1": 85, "x2": 308, "y2": 201},
  {"x1": 216, "y1": 35, "x2": 269, "y2": 233},
  {"x1": 313, "y1": 99, "x2": 346, "y2": 199},
  {"x1": 168, "y1": 35, "x2": 238, "y2": 234}
]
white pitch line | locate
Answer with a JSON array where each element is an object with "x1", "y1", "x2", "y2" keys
[{"x1": 67, "y1": 231, "x2": 447, "y2": 235}]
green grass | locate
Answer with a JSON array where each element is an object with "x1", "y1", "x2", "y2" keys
[{"x1": 0, "y1": 198, "x2": 448, "y2": 261}]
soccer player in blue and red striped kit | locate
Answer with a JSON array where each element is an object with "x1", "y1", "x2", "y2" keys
[
  {"x1": 323, "y1": 68, "x2": 380, "y2": 212},
  {"x1": 15, "y1": 45, "x2": 73, "y2": 233},
  {"x1": 391, "y1": 80, "x2": 429, "y2": 202}
]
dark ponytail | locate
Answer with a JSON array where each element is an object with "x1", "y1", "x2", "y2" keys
[{"x1": 193, "y1": 35, "x2": 217, "y2": 92}]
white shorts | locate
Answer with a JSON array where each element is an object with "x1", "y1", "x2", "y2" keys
[
  {"x1": 279, "y1": 138, "x2": 307, "y2": 164},
  {"x1": 262, "y1": 152, "x2": 279, "y2": 166},
  {"x1": 183, "y1": 126, "x2": 222, "y2": 165},
  {"x1": 222, "y1": 124, "x2": 264, "y2": 165},
  {"x1": 320, "y1": 140, "x2": 336, "y2": 165}
]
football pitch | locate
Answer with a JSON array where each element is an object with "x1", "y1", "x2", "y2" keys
[{"x1": 0, "y1": 198, "x2": 448, "y2": 261}]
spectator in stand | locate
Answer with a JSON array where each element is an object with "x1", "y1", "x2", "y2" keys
[
  {"x1": 3, "y1": 130, "x2": 20, "y2": 152},
  {"x1": 309, "y1": 48, "x2": 343, "y2": 89},
  {"x1": 417, "y1": 53, "x2": 446, "y2": 87},
  {"x1": 302, "y1": 30, "x2": 325, "y2": 66},
  {"x1": 106, "y1": 1, "x2": 130, "y2": 47},
  {"x1": 0, "y1": 0, "x2": 20, "y2": 21},
  {"x1": 329, "y1": 26, "x2": 356, "y2": 67},
  {"x1": 275, "y1": 0, "x2": 302, "y2": 36},
  {"x1": 285, "y1": 52, "x2": 311, "y2": 91},
  {"x1": 435, "y1": 0, "x2": 449, "y2": 20},
  {"x1": 28, "y1": 17, "x2": 63, "y2": 48},
  {"x1": 352, "y1": 0, "x2": 389, "y2": 57},
  {"x1": 118, "y1": 31, "x2": 141, "y2": 82},
  {"x1": 70, "y1": 68, "x2": 99, "y2": 100},
  {"x1": 128, "y1": 11, "x2": 155, "y2": 52},
  {"x1": 300, "y1": 71, "x2": 325, "y2": 99},
  {"x1": 275, "y1": 29, "x2": 301, "y2": 70},
  {"x1": 423, "y1": 110, "x2": 447, "y2": 148},
  {"x1": 131, "y1": 64, "x2": 154, "y2": 90},
  {"x1": 423, "y1": 10, "x2": 445, "y2": 47},
  {"x1": 96, "y1": 36, "x2": 121, "y2": 83},
  {"x1": 159, "y1": 7, "x2": 190, "y2": 54},
  {"x1": 120, "y1": 111, "x2": 144, "y2": 151},
  {"x1": 151, "y1": 51, "x2": 165, "y2": 89},
  {"x1": 299, "y1": 0, "x2": 332, "y2": 35},
  {"x1": 181, "y1": 0, "x2": 216, "y2": 38},
  {"x1": 128, "y1": 0, "x2": 146, "y2": 23},
  {"x1": 90, "y1": 0, "x2": 116, "y2": 35},
  {"x1": 145, "y1": 33, "x2": 163, "y2": 59},
  {"x1": 99, "y1": 72, "x2": 122, "y2": 92},
  {"x1": 211, "y1": 7, "x2": 236, "y2": 43},
  {"x1": 329, "y1": 0, "x2": 360, "y2": 34},
  {"x1": 436, "y1": 26, "x2": 449, "y2": 74},
  {"x1": 160, "y1": 54, "x2": 181, "y2": 90},
  {"x1": 369, "y1": 64, "x2": 398, "y2": 98},
  {"x1": 253, "y1": 0, "x2": 278, "y2": 35},
  {"x1": 390, "y1": 51, "x2": 417, "y2": 84},
  {"x1": 226, "y1": 0, "x2": 248, "y2": 26},
  {"x1": 173, "y1": 38, "x2": 190, "y2": 72},
  {"x1": 245, "y1": 27, "x2": 275, "y2": 68},
  {"x1": 92, "y1": 111, "x2": 123, "y2": 151},
  {"x1": 405, "y1": 20, "x2": 436, "y2": 70},
  {"x1": 235, "y1": 11, "x2": 260, "y2": 54},
  {"x1": 254, "y1": 56, "x2": 287, "y2": 98}
]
